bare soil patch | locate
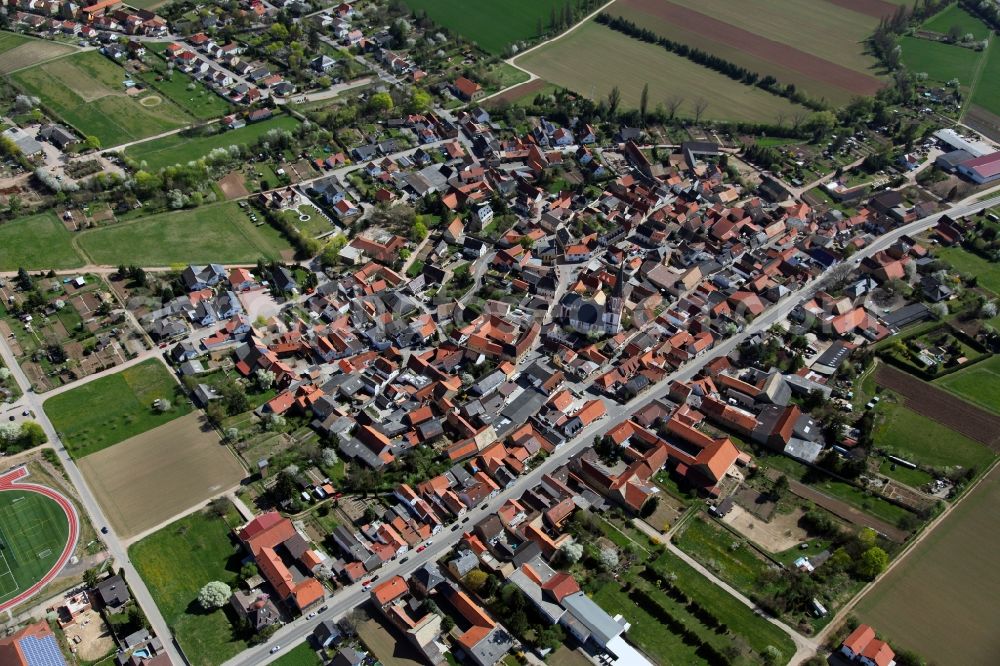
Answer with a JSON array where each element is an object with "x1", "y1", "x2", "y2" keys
[
  {"x1": 358, "y1": 617, "x2": 425, "y2": 666},
  {"x1": 65, "y1": 607, "x2": 115, "y2": 661},
  {"x1": 620, "y1": 0, "x2": 883, "y2": 96},
  {"x1": 218, "y1": 171, "x2": 250, "y2": 200},
  {"x1": 485, "y1": 78, "x2": 547, "y2": 106},
  {"x1": 78, "y1": 412, "x2": 245, "y2": 538},
  {"x1": 964, "y1": 104, "x2": 1000, "y2": 143},
  {"x1": 723, "y1": 504, "x2": 808, "y2": 553},
  {"x1": 733, "y1": 486, "x2": 777, "y2": 520},
  {"x1": 876, "y1": 364, "x2": 1000, "y2": 450}
]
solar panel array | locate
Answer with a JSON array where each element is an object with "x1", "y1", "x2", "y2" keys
[{"x1": 18, "y1": 634, "x2": 67, "y2": 666}]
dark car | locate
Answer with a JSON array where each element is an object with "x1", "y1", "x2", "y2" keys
[
  {"x1": 399, "y1": 557, "x2": 409, "y2": 564},
  {"x1": 101, "y1": 526, "x2": 109, "y2": 534}
]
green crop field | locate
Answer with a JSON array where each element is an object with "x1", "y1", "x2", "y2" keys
[
  {"x1": 130, "y1": 503, "x2": 247, "y2": 666},
  {"x1": 0, "y1": 489, "x2": 71, "y2": 606},
  {"x1": 875, "y1": 403, "x2": 996, "y2": 472},
  {"x1": 516, "y1": 21, "x2": 807, "y2": 123},
  {"x1": 936, "y1": 356, "x2": 1000, "y2": 415},
  {"x1": 44, "y1": 359, "x2": 191, "y2": 458},
  {"x1": 856, "y1": 464, "x2": 1000, "y2": 666},
  {"x1": 970, "y1": 40, "x2": 1000, "y2": 117},
  {"x1": 77, "y1": 202, "x2": 292, "y2": 265},
  {"x1": 0, "y1": 213, "x2": 83, "y2": 271},
  {"x1": 899, "y1": 36, "x2": 983, "y2": 85},
  {"x1": 921, "y1": 3, "x2": 991, "y2": 40},
  {"x1": 403, "y1": 0, "x2": 565, "y2": 54},
  {"x1": 127, "y1": 115, "x2": 300, "y2": 170},
  {"x1": 10, "y1": 51, "x2": 192, "y2": 146}
]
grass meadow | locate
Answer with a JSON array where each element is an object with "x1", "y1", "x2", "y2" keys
[{"x1": 0, "y1": 213, "x2": 83, "y2": 271}]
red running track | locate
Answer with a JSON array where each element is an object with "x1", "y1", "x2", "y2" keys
[{"x1": 0, "y1": 465, "x2": 80, "y2": 613}]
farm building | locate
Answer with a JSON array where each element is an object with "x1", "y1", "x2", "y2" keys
[{"x1": 956, "y1": 151, "x2": 1000, "y2": 184}]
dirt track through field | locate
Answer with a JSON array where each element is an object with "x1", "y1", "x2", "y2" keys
[
  {"x1": 822, "y1": 0, "x2": 898, "y2": 19},
  {"x1": 875, "y1": 364, "x2": 1000, "y2": 450},
  {"x1": 619, "y1": 0, "x2": 884, "y2": 96},
  {"x1": 78, "y1": 412, "x2": 245, "y2": 537}
]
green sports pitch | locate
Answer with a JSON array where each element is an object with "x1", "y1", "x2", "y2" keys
[{"x1": 0, "y1": 490, "x2": 71, "y2": 606}]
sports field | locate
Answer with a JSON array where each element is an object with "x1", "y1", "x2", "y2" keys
[
  {"x1": 899, "y1": 36, "x2": 982, "y2": 86},
  {"x1": 606, "y1": 0, "x2": 886, "y2": 106},
  {"x1": 515, "y1": 21, "x2": 808, "y2": 122},
  {"x1": 44, "y1": 358, "x2": 191, "y2": 458},
  {"x1": 126, "y1": 115, "x2": 301, "y2": 170},
  {"x1": 936, "y1": 355, "x2": 1000, "y2": 415},
  {"x1": 856, "y1": 463, "x2": 1000, "y2": 665},
  {"x1": 10, "y1": 51, "x2": 191, "y2": 146},
  {"x1": 0, "y1": 213, "x2": 83, "y2": 271},
  {"x1": 0, "y1": 31, "x2": 74, "y2": 75},
  {"x1": 403, "y1": 0, "x2": 565, "y2": 54},
  {"x1": 77, "y1": 202, "x2": 293, "y2": 265},
  {"x1": 0, "y1": 489, "x2": 71, "y2": 607},
  {"x1": 79, "y1": 412, "x2": 245, "y2": 538}
]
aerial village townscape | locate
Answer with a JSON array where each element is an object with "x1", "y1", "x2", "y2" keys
[{"x1": 1, "y1": 1, "x2": 1000, "y2": 666}]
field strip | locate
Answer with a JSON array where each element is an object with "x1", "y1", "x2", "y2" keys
[{"x1": 962, "y1": 35, "x2": 992, "y2": 121}]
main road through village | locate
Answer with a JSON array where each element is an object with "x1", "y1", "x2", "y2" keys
[{"x1": 0, "y1": 175, "x2": 997, "y2": 664}]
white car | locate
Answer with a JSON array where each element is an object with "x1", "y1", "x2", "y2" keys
[
  {"x1": 270, "y1": 646, "x2": 281, "y2": 654},
  {"x1": 307, "y1": 611, "x2": 317, "y2": 619}
]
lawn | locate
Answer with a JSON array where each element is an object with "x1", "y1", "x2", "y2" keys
[
  {"x1": 402, "y1": 0, "x2": 564, "y2": 54},
  {"x1": 935, "y1": 244, "x2": 1000, "y2": 293},
  {"x1": 879, "y1": 459, "x2": 934, "y2": 488},
  {"x1": 515, "y1": 21, "x2": 808, "y2": 123},
  {"x1": 921, "y1": 3, "x2": 991, "y2": 40},
  {"x1": 0, "y1": 213, "x2": 83, "y2": 271},
  {"x1": 129, "y1": 503, "x2": 247, "y2": 666},
  {"x1": 0, "y1": 489, "x2": 71, "y2": 607},
  {"x1": 126, "y1": 115, "x2": 301, "y2": 170},
  {"x1": 134, "y1": 58, "x2": 232, "y2": 121},
  {"x1": 272, "y1": 643, "x2": 323, "y2": 666},
  {"x1": 43, "y1": 359, "x2": 191, "y2": 458},
  {"x1": 77, "y1": 202, "x2": 292, "y2": 265},
  {"x1": 899, "y1": 36, "x2": 983, "y2": 86},
  {"x1": 875, "y1": 403, "x2": 997, "y2": 472},
  {"x1": 856, "y1": 463, "x2": 1000, "y2": 666},
  {"x1": 970, "y1": 39, "x2": 1000, "y2": 117},
  {"x1": 936, "y1": 355, "x2": 1000, "y2": 415},
  {"x1": 673, "y1": 513, "x2": 772, "y2": 593},
  {"x1": 10, "y1": 51, "x2": 192, "y2": 147},
  {"x1": 595, "y1": 547, "x2": 796, "y2": 663}
]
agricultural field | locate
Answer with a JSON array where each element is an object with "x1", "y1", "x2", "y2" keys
[
  {"x1": 606, "y1": 0, "x2": 887, "y2": 105},
  {"x1": 44, "y1": 358, "x2": 191, "y2": 458},
  {"x1": 515, "y1": 21, "x2": 809, "y2": 123},
  {"x1": 0, "y1": 213, "x2": 83, "y2": 271},
  {"x1": 78, "y1": 412, "x2": 245, "y2": 537},
  {"x1": 936, "y1": 355, "x2": 1000, "y2": 415},
  {"x1": 10, "y1": 51, "x2": 192, "y2": 146},
  {"x1": 875, "y1": 401, "x2": 997, "y2": 472},
  {"x1": 129, "y1": 501, "x2": 248, "y2": 666},
  {"x1": 126, "y1": 115, "x2": 301, "y2": 170},
  {"x1": 0, "y1": 488, "x2": 71, "y2": 607},
  {"x1": 77, "y1": 202, "x2": 293, "y2": 265},
  {"x1": 856, "y1": 464, "x2": 1000, "y2": 665},
  {"x1": 969, "y1": 40, "x2": 1000, "y2": 117},
  {"x1": 898, "y1": 36, "x2": 983, "y2": 86},
  {"x1": 921, "y1": 3, "x2": 992, "y2": 39},
  {"x1": 0, "y1": 31, "x2": 74, "y2": 75},
  {"x1": 402, "y1": 0, "x2": 565, "y2": 54}
]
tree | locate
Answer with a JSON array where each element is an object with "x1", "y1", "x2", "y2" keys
[
  {"x1": 441, "y1": 615, "x2": 455, "y2": 632},
  {"x1": 197, "y1": 581, "x2": 231, "y2": 609},
  {"x1": 321, "y1": 447, "x2": 339, "y2": 467},
  {"x1": 154, "y1": 399, "x2": 171, "y2": 413},
  {"x1": 85, "y1": 135, "x2": 101, "y2": 151},
  {"x1": 369, "y1": 92, "x2": 394, "y2": 115},
  {"x1": 855, "y1": 546, "x2": 889, "y2": 580},
  {"x1": 18, "y1": 421, "x2": 46, "y2": 448},
  {"x1": 665, "y1": 95, "x2": 684, "y2": 120},
  {"x1": 772, "y1": 474, "x2": 789, "y2": 498},
  {"x1": 607, "y1": 86, "x2": 621, "y2": 118},
  {"x1": 558, "y1": 540, "x2": 583, "y2": 564},
  {"x1": 240, "y1": 562, "x2": 259, "y2": 581},
  {"x1": 639, "y1": 495, "x2": 659, "y2": 518},
  {"x1": 464, "y1": 569, "x2": 488, "y2": 592},
  {"x1": 410, "y1": 89, "x2": 431, "y2": 113},
  {"x1": 599, "y1": 546, "x2": 619, "y2": 569},
  {"x1": 639, "y1": 83, "x2": 649, "y2": 124},
  {"x1": 83, "y1": 567, "x2": 101, "y2": 589},
  {"x1": 411, "y1": 219, "x2": 428, "y2": 241},
  {"x1": 254, "y1": 368, "x2": 276, "y2": 390},
  {"x1": 693, "y1": 97, "x2": 709, "y2": 124},
  {"x1": 16, "y1": 267, "x2": 32, "y2": 291}
]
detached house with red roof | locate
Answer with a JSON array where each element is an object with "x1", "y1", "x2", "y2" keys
[{"x1": 840, "y1": 624, "x2": 896, "y2": 666}]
